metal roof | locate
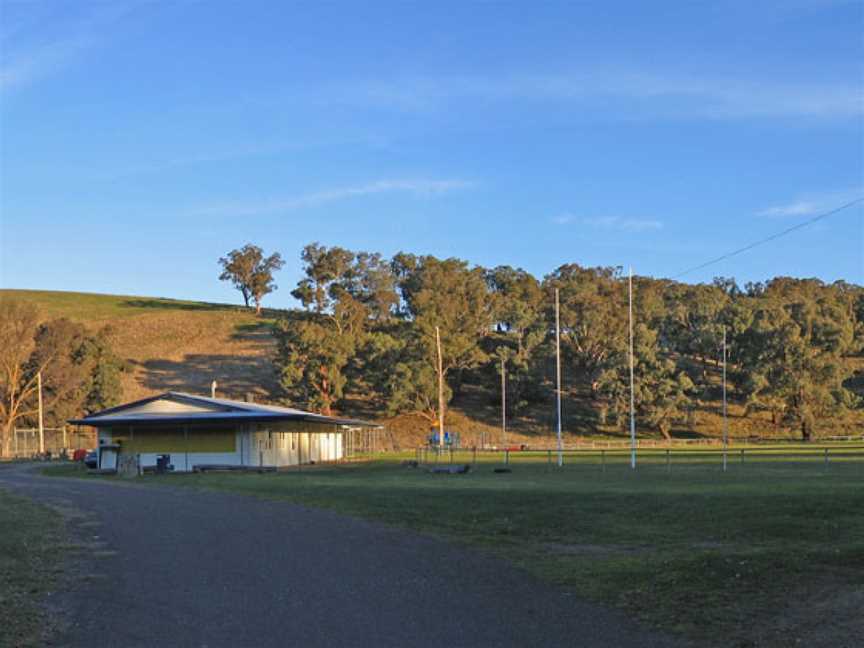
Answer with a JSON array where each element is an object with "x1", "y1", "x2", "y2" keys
[{"x1": 69, "y1": 391, "x2": 380, "y2": 428}]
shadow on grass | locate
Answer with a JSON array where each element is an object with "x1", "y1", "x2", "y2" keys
[
  {"x1": 123, "y1": 299, "x2": 286, "y2": 318},
  {"x1": 136, "y1": 353, "x2": 279, "y2": 398},
  {"x1": 231, "y1": 321, "x2": 278, "y2": 342}
]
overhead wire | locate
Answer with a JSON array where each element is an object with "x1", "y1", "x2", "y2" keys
[{"x1": 671, "y1": 197, "x2": 864, "y2": 279}]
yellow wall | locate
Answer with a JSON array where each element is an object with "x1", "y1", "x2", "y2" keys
[{"x1": 109, "y1": 425, "x2": 236, "y2": 453}]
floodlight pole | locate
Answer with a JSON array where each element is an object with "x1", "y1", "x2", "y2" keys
[
  {"x1": 722, "y1": 327, "x2": 728, "y2": 472},
  {"x1": 38, "y1": 371, "x2": 45, "y2": 455},
  {"x1": 436, "y1": 326, "x2": 445, "y2": 451},
  {"x1": 555, "y1": 288, "x2": 563, "y2": 467},
  {"x1": 501, "y1": 356, "x2": 506, "y2": 449},
  {"x1": 629, "y1": 268, "x2": 636, "y2": 470}
]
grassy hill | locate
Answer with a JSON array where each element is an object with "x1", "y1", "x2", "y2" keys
[
  {"x1": 0, "y1": 289, "x2": 279, "y2": 403},
  {"x1": 3, "y1": 289, "x2": 861, "y2": 447}
]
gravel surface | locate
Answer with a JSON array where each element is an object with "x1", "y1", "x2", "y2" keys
[{"x1": 0, "y1": 464, "x2": 684, "y2": 648}]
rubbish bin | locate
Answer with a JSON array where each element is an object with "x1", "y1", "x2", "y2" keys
[{"x1": 155, "y1": 454, "x2": 171, "y2": 474}]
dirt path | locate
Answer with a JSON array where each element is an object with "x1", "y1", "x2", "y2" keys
[{"x1": 0, "y1": 465, "x2": 683, "y2": 648}]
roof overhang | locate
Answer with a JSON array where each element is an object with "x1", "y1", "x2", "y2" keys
[{"x1": 69, "y1": 392, "x2": 381, "y2": 429}]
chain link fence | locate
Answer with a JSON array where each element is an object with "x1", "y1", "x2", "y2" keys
[{"x1": 11, "y1": 427, "x2": 96, "y2": 459}]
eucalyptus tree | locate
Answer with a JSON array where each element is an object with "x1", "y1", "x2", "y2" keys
[
  {"x1": 278, "y1": 244, "x2": 379, "y2": 414},
  {"x1": 735, "y1": 279, "x2": 857, "y2": 440},
  {"x1": 0, "y1": 301, "x2": 122, "y2": 456},
  {"x1": 486, "y1": 266, "x2": 548, "y2": 413},
  {"x1": 543, "y1": 264, "x2": 628, "y2": 396},
  {"x1": 218, "y1": 244, "x2": 284, "y2": 314}
]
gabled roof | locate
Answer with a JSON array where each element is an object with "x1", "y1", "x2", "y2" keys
[{"x1": 69, "y1": 392, "x2": 380, "y2": 428}]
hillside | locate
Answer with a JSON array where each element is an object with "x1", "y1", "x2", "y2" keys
[
  {"x1": 3, "y1": 289, "x2": 861, "y2": 447},
  {"x1": 0, "y1": 289, "x2": 279, "y2": 403}
]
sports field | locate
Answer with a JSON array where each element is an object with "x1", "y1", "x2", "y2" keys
[{"x1": 48, "y1": 449, "x2": 864, "y2": 646}]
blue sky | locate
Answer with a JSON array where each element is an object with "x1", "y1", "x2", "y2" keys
[{"x1": 1, "y1": 1, "x2": 862, "y2": 308}]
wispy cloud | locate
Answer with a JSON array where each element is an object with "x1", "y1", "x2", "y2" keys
[
  {"x1": 1, "y1": 4, "x2": 136, "y2": 93},
  {"x1": 191, "y1": 179, "x2": 474, "y2": 217},
  {"x1": 302, "y1": 71, "x2": 863, "y2": 120},
  {"x1": 757, "y1": 188, "x2": 864, "y2": 217},
  {"x1": 1, "y1": 35, "x2": 92, "y2": 91},
  {"x1": 756, "y1": 201, "x2": 821, "y2": 217},
  {"x1": 87, "y1": 144, "x2": 316, "y2": 182},
  {"x1": 87, "y1": 134, "x2": 393, "y2": 182},
  {"x1": 553, "y1": 214, "x2": 664, "y2": 232}
]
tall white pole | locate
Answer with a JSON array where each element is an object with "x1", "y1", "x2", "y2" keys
[
  {"x1": 436, "y1": 326, "x2": 445, "y2": 450},
  {"x1": 629, "y1": 268, "x2": 636, "y2": 470},
  {"x1": 555, "y1": 288, "x2": 563, "y2": 467},
  {"x1": 501, "y1": 356, "x2": 506, "y2": 449},
  {"x1": 722, "y1": 327, "x2": 728, "y2": 472},
  {"x1": 38, "y1": 371, "x2": 45, "y2": 455}
]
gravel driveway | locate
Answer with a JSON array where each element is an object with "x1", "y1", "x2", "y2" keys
[{"x1": 0, "y1": 464, "x2": 682, "y2": 648}]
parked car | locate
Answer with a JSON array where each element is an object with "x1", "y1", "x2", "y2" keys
[{"x1": 84, "y1": 450, "x2": 98, "y2": 469}]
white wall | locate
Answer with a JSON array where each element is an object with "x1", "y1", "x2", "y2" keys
[{"x1": 252, "y1": 426, "x2": 345, "y2": 467}]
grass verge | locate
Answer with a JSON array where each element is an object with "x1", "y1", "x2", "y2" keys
[
  {"x1": 47, "y1": 458, "x2": 864, "y2": 646},
  {"x1": 0, "y1": 489, "x2": 66, "y2": 648}
]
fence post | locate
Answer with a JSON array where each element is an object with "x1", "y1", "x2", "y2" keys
[
  {"x1": 473, "y1": 446, "x2": 477, "y2": 465},
  {"x1": 505, "y1": 449, "x2": 509, "y2": 466},
  {"x1": 740, "y1": 448, "x2": 744, "y2": 467},
  {"x1": 601, "y1": 449, "x2": 605, "y2": 473},
  {"x1": 666, "y1": 448, "x2": 671, "y2": 473},
  {"x1": 824, "y1": 447, "x2": 829, "y2": 469},
  {"x1": 547, "y1": 449, "x2": 552, "y2": 469},
  {"x1": 449, "y1": 447, "x2": 453, "y2": 464}
]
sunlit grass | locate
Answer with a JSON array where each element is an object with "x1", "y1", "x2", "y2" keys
[
  {"x1": 48, "y1": 455, "x2": 864, "y2": 645},
  {"x1": 0, "y1": 488, "x2": 66, "y2": 647}
]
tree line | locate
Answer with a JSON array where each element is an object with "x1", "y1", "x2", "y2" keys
[
  {"x1": 239, "y1": 242, "x2": 861, "y2": 442},
  {"x1": 0, "y1": 300, "x2": 124, "y2": 457}
]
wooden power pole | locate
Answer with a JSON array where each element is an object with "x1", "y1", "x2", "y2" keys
[
  {"x1": 501, "y1": 356, "x2": 506, "y2": 448},
  {"x1": 436, "y1": 326, "x2": 445, "y2": 450},
  {"x1": 37, "y1": 371, "x2": 44, "y2": 455}
]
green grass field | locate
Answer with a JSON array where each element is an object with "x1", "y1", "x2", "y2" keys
[
  {"x1": 48, "y1": 455, "x2": 864, "y2": 646},
  {"x1": 0, "y1": 488, "x2": 66, "y2": 648}
]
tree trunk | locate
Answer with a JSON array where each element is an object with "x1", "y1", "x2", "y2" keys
[
  {"x1": 660, "y1": 424, "x2": 672, "y2": 442},
  {"x1": 798, "y1": 388, "x2": 810, "y2": 442},
  {"x1": 0, "y1": 423, "x2": 11, "y2": 459}
]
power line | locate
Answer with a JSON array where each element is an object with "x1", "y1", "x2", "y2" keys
[{"x1": 672, "y1": 197, "x2": 864, "y2": 280}]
